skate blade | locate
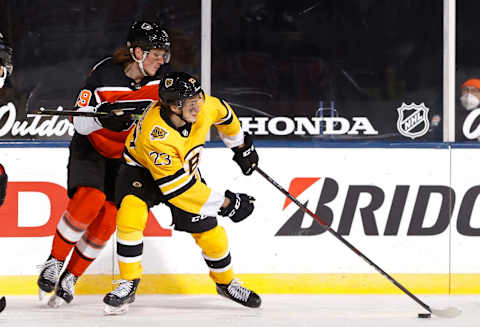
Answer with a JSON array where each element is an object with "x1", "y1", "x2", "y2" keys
[
  {"x1": 47, "y1": 295, "x2": 66, "y2": 308},
  {"x1": 103, "y1": 303, "x2": 130, "y2": 315},
  {"x1": 38, "y1": 289, "x2": 51, "y2": 302}
]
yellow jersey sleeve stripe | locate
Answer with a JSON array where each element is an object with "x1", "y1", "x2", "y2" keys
[
  {"x1": 123, "y1": 147, "x2": 144, "y2": 167},
  {"x1": 214, "y1": 99, "x2": 233, "y2": 125},
  {"x1": 160, "y1": 172, "x2": 195, "y2": 196},
  {"x1": 156, "y1": 167, "x2": 187, "y2": 187},
  {"x1": 160, "y1": 174, "x2": 197, "y2": 201}
]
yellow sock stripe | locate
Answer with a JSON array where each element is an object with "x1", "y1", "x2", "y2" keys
[
  {"x1": 117, "y1": 230, "x2": 143, "y2": 242},
  {"x1": 209, "y1": 268, "x2": 234, "y2": 285},
  {"x1": 118, "y1": 261, "x2": 143, "y2": 281},
  {"x1": 117, "y1": 195, "x2": 148, "y2": 240},
  {"x1": 192, "y1": 225, "x2": 229, "y2": 259}
]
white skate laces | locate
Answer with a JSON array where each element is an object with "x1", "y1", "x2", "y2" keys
[
  {"x1": 227, "y1": 279, "x2": 251, "y2": 302},
  {"x1": 60, "y1": 272, "x2": 77, "y2": 295},
  {"x1": 110, "y1": 280, "x2": 134, "y2": 298},
  {"x1": 37, "y1": 258, "x2": 63, "y2": 282}
]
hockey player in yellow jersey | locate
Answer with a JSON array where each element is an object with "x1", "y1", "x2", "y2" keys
[{"x1": 103, "y1": 72, "x2": 260, "y2": 314}]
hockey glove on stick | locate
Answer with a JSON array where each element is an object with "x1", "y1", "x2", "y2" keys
[
  {"x1": 218, "y1": 190, "x2": 255, "y2": 223},
  {"x1": 96, "y1": 103, "x2": 135, "y2": 132},
  {"x1": 0, "y1": 164, "x2": 7, "y2": 207},
  {"x1": 232, "y1": 132, "x2": 258, "y2": 176}
]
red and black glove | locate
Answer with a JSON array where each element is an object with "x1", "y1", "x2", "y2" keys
[{"x1": 0, "y1": 164, "x2": 7, "y2": 206}]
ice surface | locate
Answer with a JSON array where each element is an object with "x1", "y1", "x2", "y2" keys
[{"x1": 0, "y1": 294, "x2": 475, "y2": 327}]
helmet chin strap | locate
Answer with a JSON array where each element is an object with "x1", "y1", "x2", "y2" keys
[
  {"x1": 169, "y1": 98, "x2": 188, "y2": 124},
  {"x1": 130, "y1": 49, "x2": 149, "y2": 76},
  {"x1": 174, "y1": 109, "x2": 189, "y2": 124}
]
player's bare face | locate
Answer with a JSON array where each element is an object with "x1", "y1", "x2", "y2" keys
[
  {"x1": 142, "y1": 49, "x2": 167, "y2": 76},
  {"x1": 181, "y1": 94, "x2": 203, "y2": 123}
]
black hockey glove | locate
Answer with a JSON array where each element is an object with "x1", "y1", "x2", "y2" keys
[
  {"x1": 218, "y1": 190, "x2": 255, "y2": 223},
  {"x1": 97, "y1": 103, "x2": 134, "y2": 132},
  {"x1": 0, "y1": 164, "x2": 7, "y2": 207},
  {"x1": 232, "y1": 132, "x2": 258, "y2": 176}
]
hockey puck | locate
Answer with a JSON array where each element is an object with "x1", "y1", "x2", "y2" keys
[{"x1": 418, "y1": 313, "x2": 431, "y2": 318}]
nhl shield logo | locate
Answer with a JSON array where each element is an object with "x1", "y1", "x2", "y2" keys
[{"x1": 396, "y1": 103, "x2": 430, "y2": 139}]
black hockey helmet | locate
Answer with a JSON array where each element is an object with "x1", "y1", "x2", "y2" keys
[
  {"x1": 0, "y1": 33, "x2": 13, "y2": 75},
  {"x1": 127, "y1": 20, "x2": 171, "y2": 62},
  {"x1": 159, "y1": 72, "x2": 203, "y2": 107}
]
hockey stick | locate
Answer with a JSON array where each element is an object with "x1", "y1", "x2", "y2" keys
[
  {"x1": 29, "y1": 108, "x2": 142, "y2": 119},
  {"x1": 29, "y1": 108, "x2": 109, "y2": 117},
  {"x1": 255, "y1": 166, "x2": 461, "y2": 319}
]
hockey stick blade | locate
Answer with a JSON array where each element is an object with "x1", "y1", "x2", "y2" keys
[
  {"x1": 254, "y1": 166, "x2": 462, "y2": 319},
  {"x1": 430, "y1": 306, "x2": 462, "y2": 318}
]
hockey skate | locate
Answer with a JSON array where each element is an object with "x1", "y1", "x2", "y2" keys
[
  {"x1": 103, "y1": 279, "x2": 140, "y2": 315},
  {"x1": 47, "y1": 270, "x2": 77, "y2": 308},
  {"x1": 37, "y1": 256, "x2": 64, "y2": 300},
  {"x1": 216, "y1": 279, "x2": 261, "y2": 308}
]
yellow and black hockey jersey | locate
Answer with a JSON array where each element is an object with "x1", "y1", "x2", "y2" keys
[{"x1": 123, "y1": 93, "x2": 244, "y2": 216}]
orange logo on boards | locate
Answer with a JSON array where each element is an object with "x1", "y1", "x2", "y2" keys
[{"x1": 0, "y1": 182, "x2": 171, "y2": 237}]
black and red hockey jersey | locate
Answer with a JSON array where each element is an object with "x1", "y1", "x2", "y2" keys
[{"x1": 74, "y1": 57, "x2": 170, "y2": 158}]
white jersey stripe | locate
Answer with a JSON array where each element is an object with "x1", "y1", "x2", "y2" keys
[
  {"x1": 209, "y1": 263, "x2": 233, "y2": 273},
  {"x1": 202, "y1": 249, "x2": 230, "y2": 262},
  {"x1": 117, "y1": 238, "x2": 144, "y2": 246},
  {"x1": 161, "y1": 173, "x2": 195, "y2": 196},
  {"x1": 159, "y1": 170, "x2": 189, "y2": 188}
]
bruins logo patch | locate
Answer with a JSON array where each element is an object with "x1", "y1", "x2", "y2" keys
[
  {"x1": 165, "y1": 78, "x2": 173, "y2": 88},
  {"x1": 150, "y1": 126, "x2": 169, "y2": 140}
]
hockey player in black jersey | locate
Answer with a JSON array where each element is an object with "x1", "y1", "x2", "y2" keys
[{"x1": 37, "y1": 20, "x2": 172, "y2": 308}]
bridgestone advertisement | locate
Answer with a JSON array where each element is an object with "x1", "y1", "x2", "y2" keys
[{"x1": 0, "y1": 147, "x2": 478, "y2": 294}]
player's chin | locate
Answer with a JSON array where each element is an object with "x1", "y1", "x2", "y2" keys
[{"x1": 147, "y1": 67, "x2": 160, "y2": 76}]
